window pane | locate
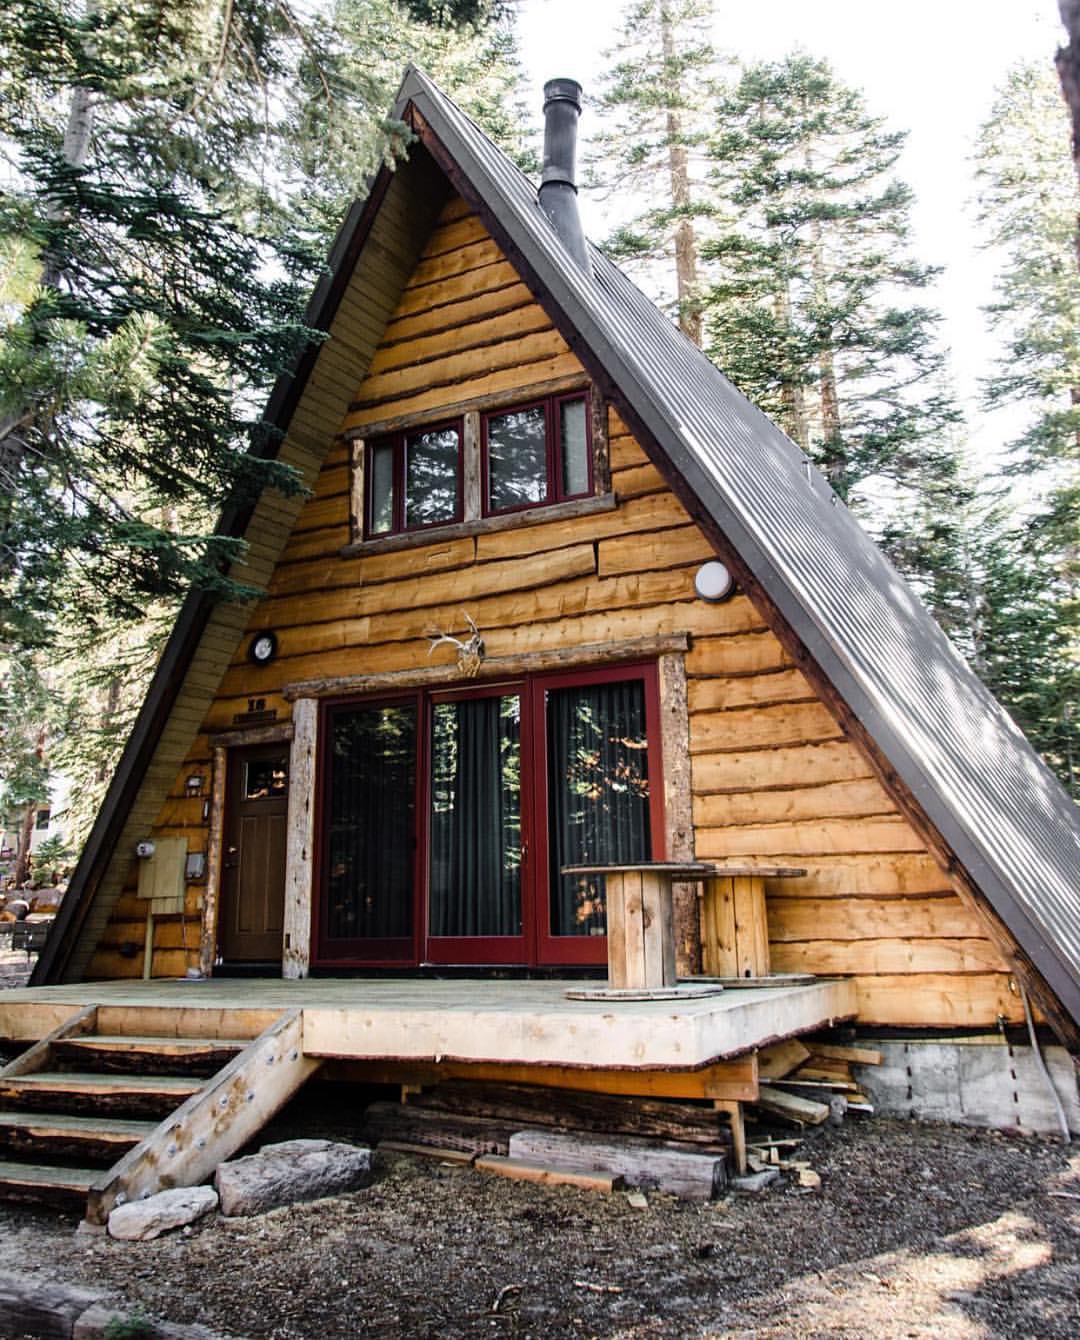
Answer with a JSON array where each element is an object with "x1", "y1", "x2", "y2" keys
[
  {"x1": 326, "y1": 703, "x2": 415, "y2": 942},
  {"x1": 369, "y1": 441, "x2": 394, "y2": 535},
  {"x1": 560, "y1": 398, "x2": 590, "y2": 497},
  {"x1": 547, "y1": 679, "x2": 651, "y2": 937},
  {"x1": 243, "y1": 757, "x2": 288, "y2": 800},
  {"x1": 405, "y1": 425, "x2": 459, "y2": 527},
  {"x1": 430, "y1": 695, "x2": 522, "y2": 937},
  {"x1": 487, "y1": 405, "x2": 547, "y2": 511}
]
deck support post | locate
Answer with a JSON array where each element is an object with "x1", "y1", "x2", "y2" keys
[
  {"x1": 713, "y1": 1098, "x2": 746, "y2": 1175},
  {"x1": 283, "y1": 698, "x2": 318, "y2": 979}
]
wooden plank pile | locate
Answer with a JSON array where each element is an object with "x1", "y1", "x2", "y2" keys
[
  {"x1": 750, "y1": 1038, "x2": 881, "y2": 1127},
  {"x1": 360, "y1": 1080, "x2": 732, "y2": 1200}
]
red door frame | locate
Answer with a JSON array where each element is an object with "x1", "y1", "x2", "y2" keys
[
  {"x1": 529, "y1": 661, "x2": 666, "y2": 966},
  {"x1": 310, "y1": 663, "x2": 666, "y2": 970}
]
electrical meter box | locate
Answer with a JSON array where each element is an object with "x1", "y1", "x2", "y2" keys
[{"x1": 136, "y1": 836, "x2": 187, "y2": 915}]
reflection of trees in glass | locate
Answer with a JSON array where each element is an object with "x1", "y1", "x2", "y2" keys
[
  {"x1": 488, "y1": 406, "x2": 547, "y2": 508},
  {"x1": 430, "y1": 695, "x2": 522, "y2": 936},
  {"x1": 327, "y1": 704, "x2": 415, "y2": 940},
  {"x1": 406, "y1": 426, "x2": 460, "y2": 525},
  {"x1": 366, "y1": 425, "x2": 460, "y2": 535},
  {"x1": 549, "y1": 682, "x2": 651, "y2": 936}
]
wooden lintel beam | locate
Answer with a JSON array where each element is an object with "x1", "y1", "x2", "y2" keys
[{"x1": 283, "y1": 634, "x2": 691, "y2": 702}]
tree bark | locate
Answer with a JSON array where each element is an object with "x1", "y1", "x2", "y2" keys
[
  {"x1": 1057, "y1": 0, "x2": 1080, "y2": 209},
  {"x1": 660, "y1": 4, "x2": 702, "y2": 346},
  {"x1": 13, "y1": 804, "x2": 37, "y2": 888}
]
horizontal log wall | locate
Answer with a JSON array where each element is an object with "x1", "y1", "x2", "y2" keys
[{"x1": 87, "y1": 194, "x2": 1020, "y2": 1025}]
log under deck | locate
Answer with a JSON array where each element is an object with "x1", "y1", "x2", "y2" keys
[{"x1": 0, "y1": 978, "x2": 855, "y2": 1070}]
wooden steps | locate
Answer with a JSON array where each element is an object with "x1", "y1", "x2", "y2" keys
[
  {"x1": 0, "y1": 1158, "x2": 96, "y2": 1207},
  {"x1": 0, "y1": 1071, "x2": 202, "y2": 1118},
  {"x1": 0, "y1": 1110, "x2": 156, "y2": 1163},
  {"x1": 0, "y1": 1005, "x2": 319, "y2": 1217},
  {"x1": 53, "y1": 1035, "x2": 249, "y2": 1075}
]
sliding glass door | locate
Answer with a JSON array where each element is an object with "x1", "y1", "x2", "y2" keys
[
  {"x1": 426, "y1": 688, "x2": 527, "y2": 962},
  {"x1": 313, "y1": 664, "x2": 663, "y2": 968}
]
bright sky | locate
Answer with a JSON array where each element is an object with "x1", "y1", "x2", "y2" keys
[{"x1": 515, "y1": 0, "x2": 1066, "y2": 465}]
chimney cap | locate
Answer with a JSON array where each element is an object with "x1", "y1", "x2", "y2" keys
[{"x1": 543, "y1": 78, "x2": 583, "y2": 111}]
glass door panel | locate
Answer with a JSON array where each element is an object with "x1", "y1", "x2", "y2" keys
[
  {"x1": 545, "y1": 678, "x2": 652, "y2": 949},
  {"x1": 426, "y1": 691, "x2": 526, "y2": 962},
  {"x1": 319, "y1": 700, "x2": 417, "y2": 963}
]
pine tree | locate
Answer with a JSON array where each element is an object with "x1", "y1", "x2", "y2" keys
[
  {"x1": 974, "y1": 62, "x2": 1080, "y2": 501},
  {"x1": 702, "y1": 55, "x2": 961, "y2": 516},
  {"x1": 971, "y1": 59, "x2": 1080, "y2": 793},
  {"x1": 0, "y1": 0, "x2": 526, "y2": 847},
  {"x1": 588, "y1": 0, "x2": 724, "y2": 344}
]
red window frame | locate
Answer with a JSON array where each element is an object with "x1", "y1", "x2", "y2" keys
[
  {"x1": 313, "y1": 692, "x2": 422, "y2": 968},
  {"x1": 311, "y1": 663, "x2": 664, "y2": 971},
  {"x1": 364, "y1": 418, "x2": 464, "y2": 539},
  {"x1": 481, "y1": 392, "x2": 593, "y2": 518}
]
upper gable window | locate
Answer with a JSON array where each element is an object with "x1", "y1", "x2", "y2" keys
[
  {"x1": 366, "y1": 420, "x2": 463, "y2": 537},
  {"x1": 483, "y1": 393, "x2": 591, "y2": 517}
]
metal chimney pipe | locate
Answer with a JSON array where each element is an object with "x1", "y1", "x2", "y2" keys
[{"x1": 539, "y1": 78, "x2": 591, "y2": 275}]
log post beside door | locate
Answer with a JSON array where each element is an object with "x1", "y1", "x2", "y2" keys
[
  {"x1": 283, "y1": 698, "x2": 319, "y2": 980},
  {"x1": 198, "y1": 746, "x2": 228, "y2": 978}
]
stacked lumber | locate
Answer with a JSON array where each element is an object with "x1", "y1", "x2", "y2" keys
[
  {"x1": 749, "y1": 1039, "x2": 882, "y2": 1126},
  {"x1": 361, "y1": 1080, "x2": 732, "y2": 1199}
]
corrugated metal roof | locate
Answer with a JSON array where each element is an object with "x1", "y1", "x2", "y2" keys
[{"x1": 401, "y1": 68, "x2": 1080, "y2": 1026}]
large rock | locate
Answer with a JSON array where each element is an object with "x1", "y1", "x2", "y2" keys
[
  {"x1": 0, "y1": 1270, "x2": 102, "y2": 1340},
  {"x1": 107, "y1": 1185, "x2": 219, "y2": 1241},
  {"x1": 215, "y1": 1138, "x2": 373, "y2": 1217}
]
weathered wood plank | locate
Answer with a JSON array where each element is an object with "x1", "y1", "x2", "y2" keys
[
  {"x1": 507, "y1": 1128, "x2": 726, "y2": 1200},
  {"x1": 697, "y1": 816, "x2": 927, "y2": 859},
  {"x1": 694, "y1": 778, "x2": 897, "y2": 827},
  {"x1": 768, "y1": 894, "x2": 989, "y2": 942},
  {"x1": 689, "y1": 701, "x2": 845, "y2": 753},
  {"x1": 772, "y1": 936, "x2": 1008, "y2": 975},
  {"x1": 854, "y1": 973, "x2": 1025, "y2": 1026}
]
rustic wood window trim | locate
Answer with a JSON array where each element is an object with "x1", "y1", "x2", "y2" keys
[{"x1": 343, "y1": 377, "x2": 611, "y2": 557}]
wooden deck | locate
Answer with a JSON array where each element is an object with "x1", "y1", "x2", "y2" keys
[{"x1": 0, "y1": 977, "x2": 855, "y2": 1071}]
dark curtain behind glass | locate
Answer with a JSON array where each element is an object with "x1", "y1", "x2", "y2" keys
[
  {"x1": 548, "y1": 680, "x2": 651, "y2": 937},
  {"x1": 326, "y1": 704, "x2": 415, "y2": 941},
  {"x1": 430, "y1": 695, "x2": 522, "y2": 937}
]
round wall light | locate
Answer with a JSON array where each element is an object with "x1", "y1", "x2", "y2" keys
[{"x1": 694, "y1": 560, "x2": 735, "y2": 603}]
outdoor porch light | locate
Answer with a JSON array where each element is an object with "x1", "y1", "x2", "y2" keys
[
  {"x1": 694, "y1": 560, "x2": 735, "y2": 603},
  {"x1": 185, "y1": 773, "x2": 204, "y2": 797}
]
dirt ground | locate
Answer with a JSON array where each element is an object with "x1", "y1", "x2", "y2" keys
[{"x1": 1, "y1": 1098, "x2": 1077, "y2": 1340}]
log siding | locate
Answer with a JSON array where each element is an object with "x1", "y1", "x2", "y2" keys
[{"x1": 86, "y1": 195, "x2": 1017, "y2": 1026}]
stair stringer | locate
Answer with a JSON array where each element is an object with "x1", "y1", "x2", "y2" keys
[{"x1": 86, "y1": 1007, "x2": 320, "y2": 1224}]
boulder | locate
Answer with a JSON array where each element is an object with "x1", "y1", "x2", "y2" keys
[
  {"x1": 215, "y1": 1138, "x2": 373, "y2": 1217},
  {"x1": 107, "y1": 1185, "x2": 219, "y2": 1241}
]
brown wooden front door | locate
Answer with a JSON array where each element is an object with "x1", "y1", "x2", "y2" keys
[{"x1": 218, "y1": 745, "x2": 289, "y2": 964}]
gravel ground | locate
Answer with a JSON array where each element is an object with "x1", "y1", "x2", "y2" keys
[{"x1": 1, "y1": 1107, "x2": 1077, "y2": 1340}]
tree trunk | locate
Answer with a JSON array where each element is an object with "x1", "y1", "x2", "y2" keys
[
  {"x1": 660, "y1": 4, "x2": 702, "y2": 346},
  {"x1": 13, "y1": 805, "x2": 36, "y2": 888},
  {"x1": 96, "y1": 676, "x2": 122, "y2": 783},
  {"x1": 0, "y1": 72, "x2": 95, "y2": 520},
  {"x1": 1057, "y1": 0, "x2": 1080, "y2": 215},
  {"x1": 774, "y1": 282, "x2": 809, "y2": 450}
]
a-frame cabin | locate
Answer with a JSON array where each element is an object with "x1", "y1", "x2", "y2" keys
[{"x1": 2, "y1": 71, "x2": 1078, "y2": 1214}]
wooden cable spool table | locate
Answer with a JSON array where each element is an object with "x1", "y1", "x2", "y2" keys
[{"x1": 561, "y1": 861, "x2": 808, "y2": 996}]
